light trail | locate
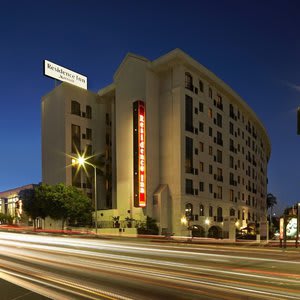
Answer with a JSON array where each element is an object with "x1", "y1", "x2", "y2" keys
[{"x1": 0, "y1": 232, "x2": 300, "y2": 299}]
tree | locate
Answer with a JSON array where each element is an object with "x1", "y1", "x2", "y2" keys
[
  {"x1": 19, "y1": 185, "x2": 49, "y2": 229},
  {"x1": 267, "y1": 193, "x2": 277, "y2": 234},
  {"x1": 267, "y1": 193, "x2": 277, "y2": 210},
  {"x1": 44, "y1": 183, "x2": 92, "y2": 230},
  {"x1": 20, "y1": 183, "x2": 92, "y2": 230}
]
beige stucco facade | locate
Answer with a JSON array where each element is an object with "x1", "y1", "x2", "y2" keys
[{"x1": 42, "y1": 49, "x2": 271, "y2": 238}]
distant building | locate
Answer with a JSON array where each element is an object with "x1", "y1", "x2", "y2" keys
[
  {"x1": 42, "y1": 49, "x2": 271, "y2": 237},
  {"x1": 0, "y1": 184, "x2": 36, "y2": 222}
]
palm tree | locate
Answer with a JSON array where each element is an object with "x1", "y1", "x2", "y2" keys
[{"x1": 267, "y1": 193, "x2": 277, "y2": 232}]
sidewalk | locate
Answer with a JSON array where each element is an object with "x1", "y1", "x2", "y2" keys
[{"x1": 0, "y1": 279, "x2": 50, "y2": 300}]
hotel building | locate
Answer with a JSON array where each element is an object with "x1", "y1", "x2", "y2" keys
[{"x1": 42, "y1": 49, "x2": 271, "y2": 237}]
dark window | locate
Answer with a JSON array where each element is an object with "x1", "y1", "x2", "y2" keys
[
  {"x1": 209, "y1": 206, "x2": 213, "y2": 217},
  {"x1": 229, "y1": 122, "x2": 234, "y2": 135},
  {"x1": 216, "y1": 131, "x2": 222, "y2": 145},
  {"x1": 185, "y1": 95, "x2": 193, "y2": 132},
  {"x1": 71, "y1": 124, "x2": 81, "y2": 153},
  {"x1": 185, "y1": 180, "x2": 194, "y2": 195},
  {"x1": 86, "y1": 128, "x2": 92, "y2": 140},
  {"x1": 209, "y1": 184, "x2": 213, "y2": 194},
  {"x1": 229, "y1": 156, "x2": 234, "y2": 168},
  {"x1": 71, "y1": 101, "x2": 81, "y2": 116},
  {"x1": 217, "y1": 207, "x2": 223, "y2": 222},
  {"x1": 230, "y1": 208, "x2": 235, "y2": 216},
  {"x1": 199, "y1": 122, "x2": 204, "y2": 132},
  {"x1": 199, "y1": 80, "x2": 204, "y2": 92},
  {"x1": 72, "y1": 165, "x2": 81, "y2": 188},
  {"x1": 209, "y1": 127, "x2": 213, "y2": 137},
  {"x1": 209, "y1": 87, "x2": 212, "y2": 99},
  {"x1": 209, "y1": 165, "x2": 213, "y2": 174},
  {"x1": 199, "y1": 204, "x2": 204, "y2": 216},
  {"x1": 185, "y1": 137, "x2": 193, "y2": 173},
  {"x1": 86, "y1": 105, "x2": 92, "y2": 119},
  {"x1": 199, "y1": 182, "x2": 204, "y2": 192},
  {"x1": 185, "y1": 72, "x2": 193, "y2": 91},
  {"x1": 216, "y1": 113, "x2": 222, "y2": 127},
  {"x1": 199, "y1": 102, "x2": 204, "y2": 112},
  {"x1": 85, "y1": 144, "x2": 92, "y2": 156},
  {"x1": 217, "y1": 150, "x2": 222, "y2": 163}
]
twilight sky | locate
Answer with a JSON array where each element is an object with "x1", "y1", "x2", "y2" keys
[{"x1": 0, "y1": 0, "x2": 299, "y2": 213}]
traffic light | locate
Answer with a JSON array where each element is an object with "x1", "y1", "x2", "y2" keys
[{"x1": 298, "y1": 107, "x2": 300, "y2": 135}]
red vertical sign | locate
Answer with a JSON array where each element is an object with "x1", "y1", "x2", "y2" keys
[{"x1": 133, "y1": 101, "x2": 146, "y2": 207}]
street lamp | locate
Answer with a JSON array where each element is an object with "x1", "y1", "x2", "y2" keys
[{"x1": 72, "y1": 155, "x2": 98, "y2": 235}]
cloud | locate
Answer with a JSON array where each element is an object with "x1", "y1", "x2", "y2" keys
[{"x1": 285, "y1": 81, "x2": 300, "y2": 92}]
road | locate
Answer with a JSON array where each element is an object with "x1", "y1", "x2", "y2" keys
[{"x1": 0, "y1": 232, "x2": 299, "y2": 300}]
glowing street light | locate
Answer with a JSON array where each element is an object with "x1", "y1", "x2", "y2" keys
[
  {"x1": 181, "y1": 216, "x2": 188, "y2": 226},
  {"x1": 72, "y1": 154, "x2": 98, "y2": 235}
]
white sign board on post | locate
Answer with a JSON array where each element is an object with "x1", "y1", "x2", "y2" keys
[{"x1": 43, "y1": 60, "x2": 87, "y2": 90}]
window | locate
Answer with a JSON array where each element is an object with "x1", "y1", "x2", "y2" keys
[
  {"x1": 216, "y1": 113, "x2": 222, "y2": 127},
  {"x1": 209, "y1": 206, "x2": 213, "y2": 217},
  {"x1": 209, "y1": 87, "x2": 212, "y2": 99},
  {"x1": 209, "y1": 165, "x2": 213, "y2": 174},
  {"x1": 85, "y1": 144, "x2": 92, "y2": 156},
  {"x1": 217, "y1": 207, "x2": 223, "y2": 221},
  {"x1": 199, "y1": 182, "x2": 204, "y2": 192},
  {"x1": 71, "y1": 124, "x2": 81, "y2": 153},
  {"x1": 185, "y1": 95, "x2": 193, "y2": 132},
  {"x1": 209, "y1": 127, "x2": 213, "y2": 137},
  {"x1": 86, "y1": 128, "x2": 92, "y2": 140},
  {"x1": 185, "y1": 179, "x2": 194, "y2": 195},
  {"x1": 217, "y1": 150, "x2": 222, "y2": 163},
  {"x1": 199, "y1": 142, "x2": 204, "y2": 152},
  {"x1": 208, "y1": 108, "x2": 213, "y2": 119},
  {"x1": 230, "y1": 189, "x2": 234, "y2": 202},
  {"x1": 199, "y1": 80, "x2": 204, "y2": 92},
  {"x1": 199, "y1": 162, "x2": 204, "y2": 172},
  {"x1": 185, "y1": 203, "x2": 193, "y2": 220},
  {"x1": 217, "y1": 186, "x2": 222, "y2": 199},
  {"x1": 72, "y1": 165, "x2": 81, "y2": 188},
  {"x1": 217, "y1": 168, "x2": 222, "y2": 181},
  {"x1": 229, "y1": 156, "x2": 234, "y2": 168},
  {"x1": 229, "y1": 122, "x2": 234, "y2": 135},
  {"x1": 71, "y1": 101, "x2": 81, "y2": 116},
  {"x1": 238, "y1": 210, "x2": 241, "y2": 219},
  {"x1": 209, "y1": 146, "x2": 213, "y2": 156},
  {"x1": 185, "y1": 72, "x2": 193, "y2": 91},
  {"x1": 209, "y1": 184, "x2": 213, "y2": 194},
  {"x1": 199, "y1": 122, "x2": 204, "y2": 132},
  {"x1": 216, "y1": 131, "x2": 222, "y2": 145},
  {"x1": 86, "y1": 105, "x2": 92, "y2": 119},
  {"x1": 230, "y1": 208, "x2": 235, "y2": 217},
  {"x1": 199, "y1": 204, "x2": 204, "y2": 216},
  {"x1": 199, "y1": 102, "x2": 204, "y2": 112},
  {"x1": 185, "y1": 137, "x2": 193, "y2": 173}
]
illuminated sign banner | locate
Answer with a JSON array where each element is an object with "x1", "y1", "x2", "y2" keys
[
  {"x1": 43, "y1": 60, "x2": 87, "y2": 89},
  {"x1": 133, "y1": 100, "x2": 146, "y2": 207}
]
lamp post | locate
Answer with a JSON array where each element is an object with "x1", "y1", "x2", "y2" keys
[{"x1": 72, "y1": 155, "x2": 98, "y2": 235}]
